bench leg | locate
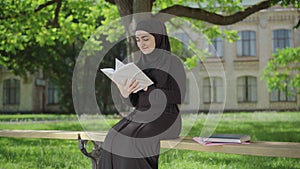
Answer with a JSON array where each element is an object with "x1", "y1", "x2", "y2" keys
[{"x1": 78, "y1": 134, "x2": 103, "y2": 169}]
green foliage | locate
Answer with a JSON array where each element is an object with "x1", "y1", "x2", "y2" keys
[
  {"x1": 274, "y1": 0, "x2": 300, "y2": 28},
  {"x1": 153, "y1": 0, "x2": 243, "y2": 14},
  {"x1": 262, "y1": 47, "x2": 300, "y2": 94},
  {"x1": 167, "y1": 17, "x2": 239, "y2": 69},
  {"x1": 277, "y1": 0, "x2": 300, "y2": 7},
  {"x1": 183, "y1": 26, "x2": 239, "y2": 69},
  {"x1": 0, "y1": 0, "x2": 104, "y2": 75},
  {"x1": 0, "y1": 0, "x2": 101, "y2": 55},
  {"x1": 97, "y1": 2, "x2": 124, "y2": 43},
  {"x1": 0, "y1": 0, "x2": 106, "y2": 113}
]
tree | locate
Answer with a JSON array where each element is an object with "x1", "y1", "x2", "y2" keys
[
  {"x1": 2, "y1": 0, "x2": 299, "y2": 71},
  {"x1": 262, "y1": 47, "x2": 300, "y2": 95},
  {"x1": 1, "y1": 0, "x2": 299, "y2": 113},
  {"x1": 0, "y1": 0, "x2": 105, "y2": 113}
]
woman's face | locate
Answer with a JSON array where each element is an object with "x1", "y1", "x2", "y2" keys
[{"x1": 135, "y1": 30, "x2": 156, "y2": 54}]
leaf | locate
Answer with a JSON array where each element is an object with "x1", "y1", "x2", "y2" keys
[{"x1": 262, "y1": 47, "x2": 300, "y2": 93}]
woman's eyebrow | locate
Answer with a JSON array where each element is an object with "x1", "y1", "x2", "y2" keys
[{"x1": 136, "y1": 35, "x2": 149, "y2": 39}]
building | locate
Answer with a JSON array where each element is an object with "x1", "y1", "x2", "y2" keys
[
  {"x1": 0, "y1": 5, "x2": 299, "y2": 113},
  {"x1": 0, "y1": 68, "x2": 60, "y2": 113},
  {"x1": 180, "y1": 5, "x2": 300, "y2": 112}
]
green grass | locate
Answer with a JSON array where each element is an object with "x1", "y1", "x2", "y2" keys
[
  {"x1": 0, "y1": 114, "x2": 77, "y2": 122},
  {"x1": 0, "y1": 138, "x2": 91, "y2": 169},
  {"x1": 1, "y1": 112, "x2": 300, "y2": 169}
]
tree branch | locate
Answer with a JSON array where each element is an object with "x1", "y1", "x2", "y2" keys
[
  {"x1": 1, "y1": 0, "x2": 59, "y2": 20},
  {"x1": 105, "y1": 0, "x2": 116, "y2": 4},
  {"x1": 35, "y1": 0, "x2": 58, "y2": 12},
  {"x1": 52, "y1": 0, "x2": 62, "y2": 28},
  {"x1": 105, "y1": 0, "x2": 156, "y2": 5},
  {"x1": 155, "y1": 0, "x2": 273, "y2": 25},
  {"x1": 36, "y1": 0, "x2": 62, "y2": 27},
  {"x1": 114, "y1": 0, "x2": 134, "y2": 16}
]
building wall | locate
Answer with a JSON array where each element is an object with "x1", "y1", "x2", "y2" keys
[
  {"x1": 0, "y1": 70, "x2": 34, "y2": 112},
  {"x1": 181, "y1": 6, "x2": 300, "y2": 112},
  {"x1": 0, "y1": 68, "x2": 60, "y2": 113}
]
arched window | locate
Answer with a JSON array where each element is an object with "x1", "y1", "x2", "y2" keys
[
  {"x1": 237, "y1": 76, "x2": 257, "y2": 102},
  {"x1": 237, "y1": 31, "x2": 256, "y2": 57},
  {"x1": 3, "y1": 79, "x2": 20, "y2": 105},
  {"x1": 203, "y1": 77, "x2": 224, "y2": 103}
]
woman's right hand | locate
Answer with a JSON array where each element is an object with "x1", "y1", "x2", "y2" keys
[{"x1": 115, "y1": 79, "x2": 140, "y2": 98}]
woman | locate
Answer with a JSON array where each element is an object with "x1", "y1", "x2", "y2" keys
[{"x1": 99, "y1": 19, "x2": 186, "y2": 169}]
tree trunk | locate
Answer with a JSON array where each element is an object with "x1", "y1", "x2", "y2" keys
[{"x1": 114, "y1": 0, "x2": 154, "y2": 62}]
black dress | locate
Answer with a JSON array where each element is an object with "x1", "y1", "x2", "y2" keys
[{"x1": 99, "y1": 52, "x2": 186, "y2": 169}]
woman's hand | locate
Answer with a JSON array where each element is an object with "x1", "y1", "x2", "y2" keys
[
  {"x1": 115, "y1": 79, "x2": 140, "y2": 98},
  {"x1": 143, "y1": 86, "x2": 148, "y2": 91}
]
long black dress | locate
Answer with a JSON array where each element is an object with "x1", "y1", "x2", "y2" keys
[{"x1": 99, "y1": 19, "x2": 186, "y2": 169}]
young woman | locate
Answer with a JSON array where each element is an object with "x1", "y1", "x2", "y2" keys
[{"x1": 99, "y1": 18, "x2": 186, "y2": 169}]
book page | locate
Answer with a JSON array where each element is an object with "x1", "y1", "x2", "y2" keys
[
  {"x1": 113, "y1": 63, "x2": 153, "y2": 92},
  {"x1": 100, "y1": 59, "x2": 153, "y2": 93},
  {"x1": 115, "y1": 58, "x2": 124, "y2": 70},
  {"x1": 100, "y1": 68, "x2": 115, "y2": 80}
]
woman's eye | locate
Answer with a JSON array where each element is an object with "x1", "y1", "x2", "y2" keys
[{"x1": 143, "y1": 38, "x2": 149, "y2": 41}]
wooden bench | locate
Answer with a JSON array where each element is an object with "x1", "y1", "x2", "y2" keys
[{"x1": 1, "y1": 130, "x2": 300, "y2": 168}]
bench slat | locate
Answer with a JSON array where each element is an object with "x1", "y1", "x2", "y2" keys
[
  {"x1": 1, "y1": 130, "x2": 300, "y2": 158},
  {"x1": 0, "y1": 130, "x2": 106, "y2": 141},
  {"x1": 161, "y1": 138, "x2": 300, "y2": 158}
]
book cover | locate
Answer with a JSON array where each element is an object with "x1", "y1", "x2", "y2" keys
[
  {"x1": 193, "y1": 137, "x2": 251, "y2": 146},
  {"x1": 198, "y1": 134, "x2": 251, "y2": 143},
  {"x1": 101, "y1": 59, "x2": 154, "y2": 93}
]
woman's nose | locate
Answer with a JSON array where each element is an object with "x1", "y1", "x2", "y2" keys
[{"x1": 140, "y1": 41, "x2": 145, "y2": 46}]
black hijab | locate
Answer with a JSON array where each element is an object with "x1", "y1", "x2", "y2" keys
[
  {"x1": 135, "y1": 19, "x2": 172, "y2": 72},
  {"x1": 135, "y1": 19, "x2": 171, "y2": 52},
  {"x1": 134, "y1": 19, "x2": 187, "y2": 104}
]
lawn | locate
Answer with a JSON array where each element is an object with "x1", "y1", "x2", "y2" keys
[{"x1": 0, "y1": 112, "x2": 300, "y2": 169}]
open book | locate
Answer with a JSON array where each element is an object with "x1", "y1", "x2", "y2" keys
[{"x1": 100, "y1": 58, "x2": 154, "y2": 93}]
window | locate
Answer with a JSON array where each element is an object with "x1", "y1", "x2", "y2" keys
[
  {"x1": 174, "y1": 33, "x2": 189, "y2": 50},
  {"x1": 48, "y1": 82, "x2": 60, "y2": 104},
  {"x1": 203, "y1": 77, "x2": 223, "y2": 103},
  {"x1": 270, "y1": 79, "x2": 296, "y2": 102},
  {"x1": 237, "y1": 76, "x2": 257, "y2": 102},
  {"x1": 209, "y1": 37, "x2": 223, "y2": 57},
  {"x1": 172, "y1": 33, "x2": 191, "y2": 58},
  {"x1": 237, "y1": 31, "x2": 256, "y2": 56},
  {"x1": 3, "y1": 79, "x2": 20, "y2": 105},
  {"x1": 273, "y1": 29, "x2": 292, "y2": 53}
]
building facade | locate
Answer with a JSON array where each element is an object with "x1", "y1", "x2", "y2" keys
[
  {"x1": 0, "y1": 6, "x2": 299, "y2": 113},
  {"x1": 181, "y1": 5, "x2": 300, "y2": 112},
  {"x1": 0, "y1": 67, "x2": 60, "y2": 113}
]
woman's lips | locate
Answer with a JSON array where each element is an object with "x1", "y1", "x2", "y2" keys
[{"x1": 141, "y1": 47, "x2": 148, "y2": 50}]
